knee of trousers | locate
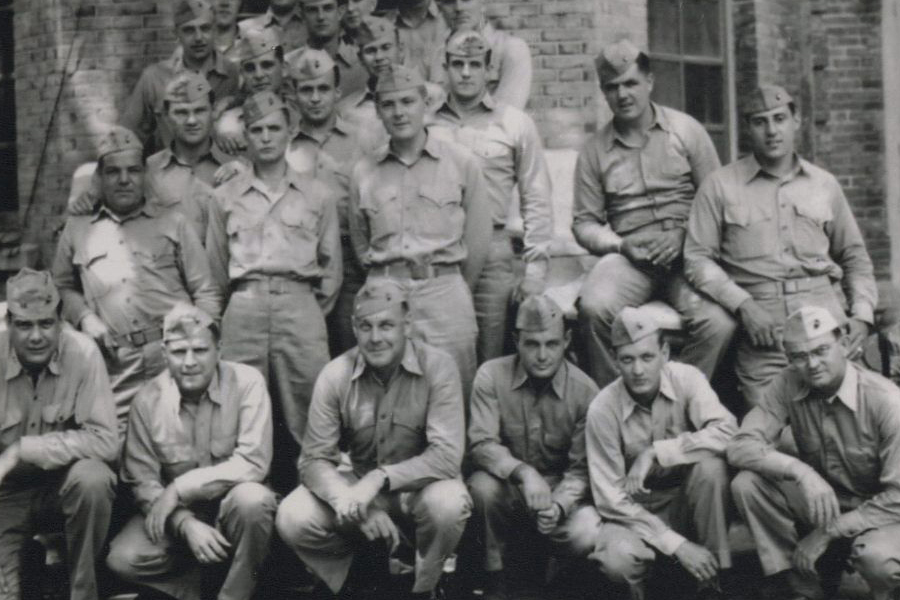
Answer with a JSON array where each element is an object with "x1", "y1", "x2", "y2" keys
[
  {"x1": 106, "y1": 536, "x2": 170, "y2": 582},
  {"x1": 729, "y1": 470, "x2": 770, "y2": 510},
  {"x1": 415, "y1": 480, "x2": 473, "y2": 531},
  {"x1": 592, "y1": 524, "x2": 655, "y2": 585},
  {"x1": 220, "y1": 482, "x2": 278, "y2": 525},
  {"x1": 686, "y1": 302, "x2": 738, "y2": 341},
  {"x1": 275, "y1": 486, "x2": 333, "y2": 548},
  {"x1": 851, "y1": 528, "x2": 900, "y2": 591},
  {"x1": 690, "y1": 456, "x2": 729, "y2": 490},
  {"x1": 63, "y1": 459, "x2": 116, "y2": 504},
  {"x1": 466, "y1": 471, "x2": 507, "y2": 512}
]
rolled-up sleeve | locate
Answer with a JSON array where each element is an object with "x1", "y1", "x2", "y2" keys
[
  {"x1": 176, "y1": 219, "x2": 223, "y2": 319},
  {"x1": 572, "y1": 141, "x2": 623, "y2": 256},
  {"x1": 552, "y1": 400, "x2": 590, "y2": 516},
  {"x1": 315, "y1": 185, "x2": 343, "y2": 314},
  {"x1": 514, "y1": 112, "x2": 553, "y2": 277},
  {"x1": 121, "y1": 392, "x2": 167, "y2": 514},
  {"x1": 52, "y1": 221, "x2": 95, "y2": 328},
  {"x1": 460, "y1": 156, "x2": 492, "y2": 290},
  {"x1": 468, "y1": 366, "x2": 525, "y2": 479},
  {"x1": 827, "y1": 186, "x2": 877, "y2": 324}
]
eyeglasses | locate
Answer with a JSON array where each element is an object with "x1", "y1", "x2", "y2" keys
[{"x1": 786, "y1": 343, "x2": 834, "y2": 365}]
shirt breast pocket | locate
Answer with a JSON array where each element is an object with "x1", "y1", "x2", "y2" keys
[
  {"x1": 0, "y1": 407, "x2": 23, "y2": 447},
  {"x1": 132, "y1": 238, "x2": 177, "y2": 272},
  {"x1": 210, "y1": 434, "x2": 237, "y2": 461},
  {"x1": 844, "y1": 446, "x2": 881, "y2": 492},
  {"x1": 157, "y1": 441, "x2": 197, "y2": 480},
  {"x1": 279, "y1": 202, "x2": 319, "y2": 234},
  {"x1": 417, "y1": 184, "x2": 464, "y2": 240},
  {"x1": 791, "y1": 199, "x2": 832, "y2": 259},
  {"x1": 41, "y1": 403, "x2": 73, "y2": 429},
  {"x1": 74, "y1": 248, "x2": 116, "y2": 300},
  {"x1": 723, "y1": 201, "x2": 776, "y2": 259}
]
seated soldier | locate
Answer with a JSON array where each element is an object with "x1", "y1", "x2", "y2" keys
[
  {"x1": 107, "y1": 304, "x2": 277, "y2": 600},
  {"x1": 276, "y1": 280, "x2": 472, "y2": 600},
  {"x1": 729, "y1": 306, "x2": 900, "y2": 600},
  {"x1": 585, "y1": 306, "x2": 737, "y2": 600},
  {"x1": 467, "y1": 295, "x2": 599, "y2": 599},
  {"x1": 0, "y1": 268, "x2": 118, "y2": 600}
]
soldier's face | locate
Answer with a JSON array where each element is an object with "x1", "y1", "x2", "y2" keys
[
  {"x1": 164, "y1": 329, "x2": 220, "y2": 398},
  {"x1": 615, "y1": 334, "x2": 668, "y2": 401},
  {"x1": 601, "y1": 63, "x2": 654, "y2": 124},
  {"x1": 437, "y1": 0, "x2": 483, "y2": 32},
  {"x1": 376, "y1": 88, "x2": 427, "y2": 142},
  {"x1": 242, "y1": 51, "x2": 284, "y2": 94},
  {"x1": 296, "y1": 72, "x2": 339, "y2": 125},
  {"x1": 166, "y1": 97, "x2": 213, "y2": 146},
  {"x1": 785, "y1": 331, "x2": 848, "y2": 393},
  {"x1": 359, "y1": 37, "x2": 399, "y2": 78},
  {"x1": 445, "y1": 55, "x2": 488, "y2": 102},
  {"x1": 516, "y1": 323, "x2": 570, "y2": 382},
  {"x1": 246, "y1": 110, "x2": 291, "y2": 164},
  {"x1": 7, "y1": 311, "x2": 62, "y2": 370},
  {"x1": 214, "y1": 0, "x2": 241, "y2": 26},
  {"x1": 100, "y1": 150, "x2": 145, "y2": 216},
  {"x1": 343, "y1": 0, "x2": 376, "y2": 30},
  {"x1": 177, "y1": 18, "x2": 215, "y2": 63},
  {"x1": 304, "y1": 0, "x2": 344, "y2": 40},
  {"x1": 354, "y1": 304, "x2": 410, "y2": 371},
  {"x1": 747, "y1": 105, "x2": 800, "y2": 165}
]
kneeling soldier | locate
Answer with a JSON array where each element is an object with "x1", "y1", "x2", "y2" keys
[
  {"x1": 729, "y1": 306, "x2": 900, "y2": 600},
  {"x1": 276, "y1": 280, "x2": 472, "y2": 600},
  {"x1": 586, "y1": 306, "x2": 737, "y2": 599},
  {"x1": 467, "y1": 295, "x2": 599, "y2": 598},
  {"x1": 0, "y1": 269, "x2": 118, "y2": 600},
  {"x1": 107, "y1": 304, "x2": 276, "y2": 600}
]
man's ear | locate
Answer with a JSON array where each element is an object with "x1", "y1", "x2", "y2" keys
[
  {"x1": 661, "y1": 339, "x2": 671, "y2": 362},
  {"x1": 563, "y1": 328, "x2": 572, "y2": 351}
]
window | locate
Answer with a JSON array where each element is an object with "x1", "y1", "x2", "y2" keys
[
  {"x1": 648, "y1": 0, "x2": 734, "y2": 162},
  {"x1": 0, "y1": 0, "x2": 16, "y2": 211}
]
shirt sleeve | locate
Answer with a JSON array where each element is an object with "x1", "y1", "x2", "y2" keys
[
  {"x1": 19, "y1": 342, "x2": 119, "y2": 468},
  {"x1": 572, "y1": 142, "x2": 623, "y2": 255},
  {"x1": 585, "y1": 395, "x2": 686, "y2": 555},
  {"x1": 172, "y1": 370, "x2": 274, "y2": 503},
  {"x1": 176, "y1": 218, "x2": 223, "y2": 319},
  {"x1": 204, "y1": 190, "x2": 231, "y2": 295},
  {"x1": 121, "y1": 393, "x2": 167, "y2": 515},
  {"x1": 348, "y1": 164, "x2": 373, "y2": 268},
  {"x1": 460, "y1": 153, "x2": 493, "y2": 290},
  {"x1": 120, "y1": 69, "x2": 157, "y2": 146},
  {"x1": 552, "y1": 391, "x2": 592, "y2": 516},
  {"x1": 51, "y1": 221, "x2": 95, "y2": 328},
  {"x1": 493, "y1": 36, "x2": 532, "y2": 111},
  {"x1": 513, "y1": 111, "x2": 553, "y2": 280},
  {"x1": 315, "y1": 186, "x2": 343, "y2": 315},
  {"x1": 684, "y1": 119, "x2": 722, "y2": 188},
  {"x1": 468, "y1": 364, "x2": 525, "y2": 479},
  {"x1": 826, "y1": 184, "x2": 878, "y2": 324}
]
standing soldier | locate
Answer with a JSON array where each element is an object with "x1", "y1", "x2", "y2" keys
[
  {"x1": 239, "y1": 0, "x2": 308, "y2": 53},
  {"x1": 431, "y1": 30, "x2": 553, "y2": 362},
  {"x1": 574, "y1": 39, "x2": 734, "y2": 388},
  {"x1": 685, "y1": 85, "x2": 877, "y2": 406},
  {"x1": 212, "y1": 0, "x2": 243, "y2": 60},
  {"x1": 348, "y1": 65, "x2": 492, "y2": 395},
  {"x1": 341, "y1": 0, "x2": 376, "y2": 44},
  {"x1": 53, "y1": 126, "x2": 221, "y2": 434},
  {"x1": 387, "y1": 0, "x2": 448, "y2": 79},
  {"x1": 206, "y1": 91, "x2": 342, "y2": 493}
]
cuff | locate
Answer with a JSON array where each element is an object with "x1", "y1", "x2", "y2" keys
[
  {"x1": 651, "y1": 528, "x2": 687, "y2": 556},
  {"x1": 495, "y1": 456, "x2": 526, "y2": 481},
  {"x1": 828, "y1": 510, "x2": 865, "y2": 539},
  {"x1": 850, "y1": 302, "x2": 874, "y2": 325},
  {"x1": 653, "y1": 439, "x2": 688, "y2": 468},
  {"x1": 170, "y1": 507, "x2": 194, "y2": 535},
  {"x1": 173, "y1": 474, "x2": 199, "y2": 503},
  {"x1": 723, "y1": 286, "x2": 754, "y2": 314},
  {"x1": 18, "y1": 436, "x2": 44, "y2": 468}
]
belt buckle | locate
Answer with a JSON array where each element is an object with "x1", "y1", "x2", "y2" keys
[
  {"x1": 269, "y1": 278, "x2": 285, "y2": 294},
  {"x1": 783, "y1": 279, "x2": 800, "y2": 294},
  {"x1": 409, "y1": 264, "x2": 429, "y2": 280},
  {"x1": 130, "y1": 330, "x2": 147, "y2": 346}
]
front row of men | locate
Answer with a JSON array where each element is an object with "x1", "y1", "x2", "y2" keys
[{"x1": 5, "y1": 267, "x2": 900, "y2": 600}]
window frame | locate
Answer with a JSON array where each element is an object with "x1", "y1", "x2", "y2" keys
[{"x1": 0, "y1": 0, "x2": 17, "y2": 211}]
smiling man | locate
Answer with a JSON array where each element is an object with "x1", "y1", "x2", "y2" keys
[
  {"x1": 685, "y1": 85, "x2": 877, "y2": 407},
  {"x1": 728, "y1": 306, "x2": 900, "y2": 600}
]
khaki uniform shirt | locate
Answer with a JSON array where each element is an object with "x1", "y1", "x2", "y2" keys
[
  {"x1": 206, "y1": 166, "x2": 343, "y2": 312},
  {"x1": 300, "y1": 340, "x2": 465, "y2": 502},
  {"x1": 684, "y1": 155, "x2": 878, "y2": 319},
  {"x1": 285, "y1": 41, "x2": 369, "y2": 99},
  {"x1": 728, "y1": 363, "x2": 900, "y2": 539},
  {"x1": 586, "y1": 361, "x2": 737, "y2": 555},
  {"x1": 388, "y1": 1, "x2": 448, "y2": 81},
  {"x1": 52, "y1": 203, "x2": 222, "y2": 336},
  {"x1": 431, "y1": 94, "x2": 553, "y2": 278},
  {"x1": 348, "y1": 133, "x2": 492, "y2": 287},
  {"x1": 573, "y1": 103, "x2": 721, "y2": 255},
  {"x1": 239, "y1": 6, "x2": 308, "y2": 53},
  {"x1": 122, "y1": 361, "x2": 272, "y2": 530},
  {"x1": 337, "y1": 87, "x2": 389, "y2": 155},
  {"x1": 0, "y1": 328, "x2": 118, "y2": 482},
  {"x1": 468, "y1": 356, "x2": 598, "y2": 516}
]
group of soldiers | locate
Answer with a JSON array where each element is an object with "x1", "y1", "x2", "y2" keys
[{"x1": 1, "y1": 1, "x2": 899, "y2": 600}]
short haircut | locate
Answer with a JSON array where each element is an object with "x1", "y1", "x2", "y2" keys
[
  {"x1": 375, "y1": 84, "x2": 427, "y2": 103},
  {"x1": 444, "y1": 49, "x2": 492, "y2": 68},
  {"x1": 162, "y1": 90, "x2": 216, "y2": 114}
]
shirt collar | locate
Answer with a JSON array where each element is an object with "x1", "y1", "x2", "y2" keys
[
  {"x1": 351, "y1": 340, "x2": 424, "y2": 381},
  {"x1": 91, "y1": 200, "x2": 158, "y2": 223},
  {"x1": 160, "y1": 143, "x2": 217, "y2": 169},
  {"x1": 620, "y1": 364, "x2": 676, "y2": 420},
  {"x1": 440, "y1": 91, "x2": 496, "y2": 119},
  {"x1": 5, "y1": 334, "x2": 64, "y2": 382},
  {"x1": 604, "y1": 102, "x2": 667, "y2": 151},
  {"x1": 236, "y1": 165, "x2": 306, "y2": 195},
  {"x1": 792, "y1": 363, "x2": 859, "y2": 412},
  {"x1": 295, "y1": 115, "x2": 350, "y2": 145},
  {"x1": 160, "y1": 365, "x2": 223, "y2": 410},
  {"x1": 510, "y1": 358, "x2": 568, "y2": 399},
  {"x1": 376, "y1": 132, "x2": 443, "y2": 164},
  {"x1": 170, "y1": 47, "x2": 228, "y2": 78},
  {"x1": 742, "y1": 153, "x2": 808, "y2": 184}
]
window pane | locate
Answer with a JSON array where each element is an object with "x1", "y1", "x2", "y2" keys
[
  {"x1": 0, "y1": 80, "x2": 13, "y2": 141},
  {"x1": 648, "y1": 0, "x2": 680, "y2": 54},
  {"x1": 684, "y1": 63, "x2": 723, "y2": 124},
  {"x1": 0, "y1": 9, "x2": 12, "y2": 75},
  {"x1": 650, "y1": 59, "x2": 683, "y2": 111},
  {"x1": 0, "y1": 145, "x2": 17, "y2": 211},
  {"x1": 708, "y1": 131, "x2": 726, "y2": 164},
  {"x1": 683, "y1": 0, "x2": 721, "y2": 57}
]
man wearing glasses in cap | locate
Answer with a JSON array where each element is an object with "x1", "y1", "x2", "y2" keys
[
  {"x1": 106, "y1": 303, "x2": 276, "y2": 600},
  {"x1": 729, "y1": 306, "x2": 900, "y2": 600},
  {"x1": 0, "y1": 268, "x2": 118, "y2": 600},
  {"x1": 276, "y1": 279, "x2": 471, "y2": 600},
  {"x1": 685, "y1": 85, "x2": 877, "y2": 408}
]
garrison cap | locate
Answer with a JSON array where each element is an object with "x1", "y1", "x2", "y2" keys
[
  {"x1": 163, "y1": 72, "x2": 212, "y2": 104},
  {"x1": 242, "y1": 90, "x2": 287, "y2": 125},
  {"x1": 595, "y1": 39, "x2": 642, "y2": 81},
  {"x1": 354, "y1": 279, "x2": 407, "y2": 319},
  {"x1": 743, "y1": 84, "x2": 793, "y2": 116},
  {"x1": 238, "y1": 26, "x2": 283, "y2": 63},
  {"x1": 515, "y1": 294, "x2": 563, "y2": 332},
  {"x1": 445, "y1": 30, "x2": 489, "y2": 57},
  {"x1": 163, "y1": 303, "x2": 216, "y2": 343},
  {"x1": 6, "y1": 268, "x2": 60, "y2": 319},
  {"x1": 173, "y1": 0, "x2": 214, "y2": 27},
  {"x1": 356, "y1": 16, "x2": 395, "y2": 48},
  {"x1": 97, "y1": 125, "x2": 143, "y2": 160},
  {"x1": 375, "y1": 64, "x2": 425, "y2": 94},
  {"x1": 783, "y1": 306, "x2": 845, "y2": 344},
  {"x1": 610, "y1": 306, "x2": 660, "y2": 348},
  {"x1": 289, "y1": 48, "x2": 336, "y2": 82}
]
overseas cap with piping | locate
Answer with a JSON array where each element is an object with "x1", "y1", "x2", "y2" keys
[
  {"x1": 163, "y1": 72, "x2": 212, "y2": 104},
  {"x1": 446, "y1": 30, "x2": 489, "y2": 57},
  {"x1": 356, "y1": 15, "x2": 395, "y2": 47},
  {"x1": 354, "y1": 279, "x2": 407, "y2": 319},
  {"x1": 515, "y1": 294, "x2": 563, "y2": 333},
  {"x1": 610, "y1": 306, "x2": 660, "y2": 348},
  {"x1": 375, "y1": 64, "x2": 425, "y2": 94},
  {"x1": 238, "y1": 26, "x2": 283, "y2": 63},
  {"x1": 97, "y1": 125, "x2": 143, "y2": 160},
  {"x1": 595, "y1": 39, "x2": 642, "y2": 81},
  {"x1": 783, "y1": 306, "x2": 845, "y2": 344},
  {"x1": 289, "y1": 48, "x2": 336, "y2": 82},
  {"x1": 163, "y1": 303, "x2": 216, "y2": 342},
  {"x1": 174, "y1": 0, "x2": 214, "y2": 27},
  {"x1": 6, "y1": 268, "x2": 60, "y2": 318},
  {"x1": 242, "y1": 90, "x2": 287, "y2": 125},
  {"x1": 743, "y1": 84, "x2": 793, "y2": 116}
]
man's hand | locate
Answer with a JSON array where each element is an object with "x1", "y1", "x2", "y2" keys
[
  {"x1": 145, "y1": 485, "x2": 180, "y2": 545},
  {"x1": 644, "y1": 229, "x2": 686, "y2": 267},
  {"x1": 80, "y1": 313, "x2": 118, "y2": 357},
  {"x1": 673, "y1": 540, "x2": 719, "y2": 582},
  {"x1": 738, "y1": 299, "x2": 782, "y2": 348},
  {"x1": 513, "y1": 276, "x2": 546, "y2": 304},
  {"x1": 68, "y1": 190, "x2": 99, "y2": 216},
  {"x1": 359, "y1": 508, "x2": 400, "y2": 552},
  {"x1": 212, "y1": 160, "x2": 245, "y2": 187},
  {"x1": 624, "y1": 447, "x2": 656, "y2": 497},
  {"x1": 845, "y1": 318, "x2": 871, "y2": 358},
  {"x1": 793, "y1": 528, "x2": 834, "y2": 577},
  {"x1": 0, "y1": 441, "x2": 22, "y2": 486},
  {"x1": 181, "y1": 518, "x2": 232, "y2": 564},
  {"x1": 797, "y1": 470, "x2": 840, "y2": 528},
  {"x1": 620, "y1": 232, "x2": 657, "y2": 264},
  {"x1": 333, "y1": 469, "x2": 387, "y2": 526},
  {"x1": 535, "y1": 503, "x2": 562, "y2": 535},
  {"x1": 513, "y1": 464, "x2": 552, "y2": 512}
]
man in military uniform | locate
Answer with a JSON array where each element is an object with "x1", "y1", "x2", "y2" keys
[
  {"x1": 53, "y1": 126, "x2": 222, "y2": 434},
  {"x1": 467, "y1": 295, "x2": 599, "y2": 598},
  {"x1": 239, "y1": 0, "x2": 308, "y2": 53},
  {"x1": 574, "y1": 39, "x2": 734, "y2": 389},
  {"x1": 729, "y1": 306, "x2": 900, "y2": 600},
  {"x1": 585, "y1": 307, "x2": 736, "y2": 599},
  {"x1": 107, "y1": 304, "x2": 276, "y2": 600},
  {"x1": 0, "y1": 269, "x2": 118, "y2": 600},
  {"x1": 212, "y1": 0, "x2": 243, "y2": 60},
  {"x1": 206, "y1": 91, "x2": 341, "y2": 493},
  {"x1": 685, "y1": 85, "x2": 878, "y2": 407},
  {"x1": 431, "y1": 30, "x2": 553, "y2": 362},
  {"x1": 341, "y1": 0, "x2": 377, "y2": 44},
  {"x1": 276, "y1": 280, "x2": 471, "y2": 600},
  {"x1": 122, "y1": 0, "x2": 239, "y2": 154},
  {"x1": 386, "y1": 0, "x2": 448, "y2": 79},
  {"x1": 348, "y1": 65, "x2": 492, "y2": 395}
]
